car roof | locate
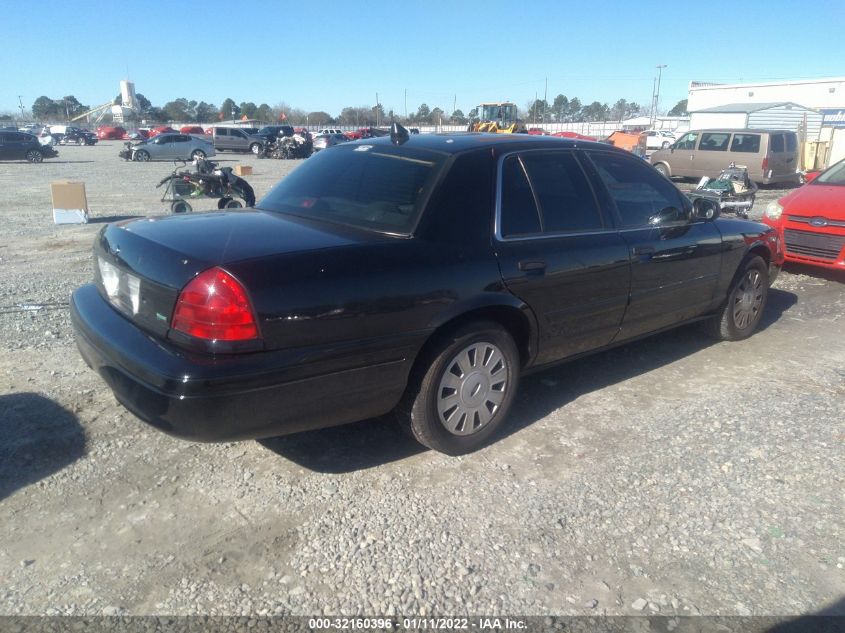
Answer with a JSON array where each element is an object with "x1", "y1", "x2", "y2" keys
[{"x1": 347, "y1": 132, "x2": 614, "y2": 155}]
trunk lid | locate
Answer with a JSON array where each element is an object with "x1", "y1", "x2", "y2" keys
[{"x1": 94, "y1": 209, "x2": 382, "y2": 339}]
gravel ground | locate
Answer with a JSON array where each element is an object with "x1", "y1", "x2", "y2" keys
[{"x1": 0, "y1": 142, "x2": 843, "y2": 618}]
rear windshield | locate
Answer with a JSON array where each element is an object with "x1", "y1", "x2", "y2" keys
[
  {"x1": 258, "y1": 144, "x2": 447, "y2": 234},
  {"x1": 815, "y1": 160, "x2": 845, "y2": 186}
]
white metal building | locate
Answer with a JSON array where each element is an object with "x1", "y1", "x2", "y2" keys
[
  {"x1": 689, "y1": 102, "x2": 823, "y2": 140},
  {"x1": 687, "y1": 77, "x2": 845, "y2": 112}
]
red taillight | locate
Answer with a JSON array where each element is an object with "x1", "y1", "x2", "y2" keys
[
  {"x1": 171, "y1": 267, "x2": 259, "y2": 341},
  {"x1": 762, "y1": 156, "x2": 769, "y2": 173}
]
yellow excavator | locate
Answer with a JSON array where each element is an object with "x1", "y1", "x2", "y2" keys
[{"x1": 469, "y1": 102, "x2": 528, "y2": 134}]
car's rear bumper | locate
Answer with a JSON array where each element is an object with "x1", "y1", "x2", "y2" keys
[{"x1": 71, "y1": 284, "x2": 414, "y2": 442}]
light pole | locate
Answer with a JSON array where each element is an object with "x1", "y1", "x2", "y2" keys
[{"x1": 652, "y1": 64, "x2": 667, "y2": 127}]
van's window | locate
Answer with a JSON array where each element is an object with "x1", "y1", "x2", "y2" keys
[
  {"x1": 520, "y1": 152, "x2": 603, "y2": 233},
  {"x1": 729, "y1": 134, "x2": 761, "y2": 153},
  {"x1": 588, "y1": 151, "x2": 685, "y2": 228},
  {"x1": 699, "y1": 132, "x2": 730, "y2": 151},
  {"x1": 260, "y1": 144, "x2": 446, "y2": 234},
  {"x1": 771, "y1": 134, "x2": 784, "y2": 152},
  {"x1": 785, "y1": 133, "x2": 797, "y2": 152},
  {"x1": 674, "y1": 132, "x2": 697, "y2": 150},
  {"x1": 216, "y1": 128, "x2": 227, "y2": 136},
  {"x1": 232, "y1": 129, "x2": 246, "y2": 139},
  {"x1": 500, "y1": 155, "x2": 542, "y2": 237}
]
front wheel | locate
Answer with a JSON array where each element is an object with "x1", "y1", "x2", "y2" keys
[
  {"x1": 396, "y1": 321, "x2": 520, "y2": 455},
  {"x1": 170, "y1": 200, "x2": 192, "y2": 214},
  {"x1": 704, "y1": 256, "x2": 768, "y2": 341},
  {"x1": 25, "y1": 149, "x2": 43, "y2": 163},
  {"x1": 134, "y1": 150, "x2": 150, "y2": 162}
]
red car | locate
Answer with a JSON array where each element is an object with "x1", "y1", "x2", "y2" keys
[
  {"x1": 551, "y1": 131, "x2": 597, "y2": 141},
  {"x1": 762, "y1": 158, "x2": 845, "y2": 271},
  {"x1": 96, "y1": 126, "x2": 126, "y2": 140},
  {"x1": 180, "y1": 126, "x2": 206, "y2": 135},
  {"x1": 122, "y1": 129, "x2": 150, "y2": 140},
  {"x1": 527, "y1": 127, "x2": 547, "y2": 135},
  {"x1": 149, "y1": 126, "x2": 176, "y2": 138}
]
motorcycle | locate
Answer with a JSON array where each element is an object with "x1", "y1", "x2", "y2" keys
[
  {"x1": 156, "y1": 158, "x2": 256, "y2": 213},
  {"x1": 686, "y1": 163, "x2": 758, "y2": 219}
]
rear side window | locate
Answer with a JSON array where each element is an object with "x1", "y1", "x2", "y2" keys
[
  {"x1": 729, "y1": 134, "x2": 761, "y2": 153},
  {"x1": 500, "y1": 155, "x2": 541, "y2": 237},
  {"x1": 216, "y1": 128, "x2": 227, "y2": 136},
  {"x1": 588, "y1": 151, "x2": 685, "y2": 228},
  {"x1": 520, "y1": 152, "x2": 603, "y2": 233},
  {"x1": 699, "y1": 132, "x2": 730, "y2": 151},
  {"x1": 771, "y1": 134, "x2": 784, "y2": 152}
]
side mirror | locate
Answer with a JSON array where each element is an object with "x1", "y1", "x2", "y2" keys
[
  {"x1": 648, "y1": 206, "x2": 686, "y2": 226},
  {"x1": 691, "y1": 198, "x2": 720, "y2": 221}
]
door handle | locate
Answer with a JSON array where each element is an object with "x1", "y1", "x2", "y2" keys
[
  {"x1": 632, "y1": 246, "x2": 655, "y2": 260},
  {"x1": 518, "y1": 260, "x2": 547, "y2": 273}
]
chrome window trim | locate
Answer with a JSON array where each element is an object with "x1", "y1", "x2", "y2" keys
[{"x1": 494, "y1": 148, "x2": 611, "y2": 243}]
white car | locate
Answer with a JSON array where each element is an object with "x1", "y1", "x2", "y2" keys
[
  {"x1": 643, "y1": 130, "x2": 677, "y2": 150},
  {"x1": 315, "y1": 128, "x2": 344, "y2": 137}
]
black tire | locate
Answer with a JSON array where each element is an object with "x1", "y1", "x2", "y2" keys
[
  {"x1": 134, "y1": 150, "x2": 150, "y2": 162},
  {"x1": 217, "y1": 197, "x2": 232, "y2": 209},
  {"x1": 191, "y1": 149, "x2": 206, "y2": 161},
  {"x1": 170, "y1": 200, "x2": 192, "y2": 214},
  {"x1": 77, "y1": 137, "x2": 86, "y2": 145},
  {"x1": 395, "y1": 321, "x2": 520, "y2": 455},
  {"x1": 224, "y1": 199, "x2": 243, "y2": 209},
  {"x1": 25, "y1": 149, "x2": 43, "y2": 163},
  {"x1": 653, "y1": 162, "x2": 670, "y2": 178},
  {"x1": 704, "y1": 256, "x2": 768, "y2": 341}
]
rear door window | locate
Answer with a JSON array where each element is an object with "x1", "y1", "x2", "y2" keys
[
  {"x1": 216, "y1": 128, "x2": 228, "y2": 136},
  {"x1": 785, "y1": 133, "x2": 797, "y2": 152},
  {"x1": 729, "y1": 133, "x2": 761, "y2": 153},
  {"x1": 520, "y1": 151, "x2": 603, "y2": 233},
  {"x1": 587, "y1": 151, "x2": 686, "y2": 228},
  {"x1": 771, "y1": 134, "x2": 785, "y2": 152},
  {"x1": 699, "y1": 132, "x2": 730, "y2": 151},
  {"x1": 500, "y1": 155, "x2": 542, "y2": 237}
]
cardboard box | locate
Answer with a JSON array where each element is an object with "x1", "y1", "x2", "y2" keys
[
  {"x1": 234, "y1": 165, "x2": 253, "y2": 176},
  {"x1": 51, "y1": 181, "x2": 88, "y2": 224}
]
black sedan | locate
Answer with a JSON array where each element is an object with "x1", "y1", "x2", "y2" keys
[
  {"x1": 71, "y1": 130, "x2": 783, "y2": 455},
  {"x1": 0, "y1": 131, "x2": 58, "y2": 162}
]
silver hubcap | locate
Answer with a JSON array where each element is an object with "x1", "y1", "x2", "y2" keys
[
  {"x1": 733, "y1": 269, "x2": 763, "y2": 330},
  {"x1": 437, "y1": 342, "x2": 508, "y2": 436}
]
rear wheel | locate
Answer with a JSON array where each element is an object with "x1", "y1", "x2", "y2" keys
[
  {"x1": 250, "y1": 143, "x2": 262, "y2": 155},
  {"x1": 191, "y1": 149, "x2": 206, "y2": 161},
  {"x1": 705, "y1": 256, "x2": 768, "y2": 341},
  {"x1": 25, "y1": 149, "x2": 43, "y2": 163},
  {"x1": 396, "y1": 321, "x2": 520, "y2": 455},
  {"x1": 653, "y1": 162, "x2": 670, "y2": 178},
  {"x1": 134, "y1": 150, "x2": 150, "y2": 162},
  {"x1": 77, "y1": 137, "x2": 86, "y2": 145}
]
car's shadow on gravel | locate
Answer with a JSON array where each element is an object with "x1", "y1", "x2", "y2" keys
[
  {"x1": 259, "y1": 415, "x2": 424, "y2": 473},
  {"x1": 0, "y1": 392, "x2": 86, "y2": 501},
  {"x1": 260, "y1": 290, "x2": 797, "y2": 473}
]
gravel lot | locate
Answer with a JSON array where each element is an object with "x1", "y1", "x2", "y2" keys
[{"x1": 1, "y1": 142, "x2": 843, "y2": 619}]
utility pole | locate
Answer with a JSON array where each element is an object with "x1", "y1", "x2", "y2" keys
[
  {"x1": 453, "y1": 94, "x2": 456, "y2": 116},
  {"x1": 534, "y1": 92, "x2": 538, "y2": 125},
  {"x1": 404, "y1": 89, "x2": 407, "y2": 120},
  {"x1": 18, "y1": 95, "x2": 25, "y2": 120},
  {"x1": 655, "y1": 64, "x2": 667, "y2": 125},
  {"x1": 542, "y1": 77, "x2": 548, "y2": 124},
  {"x1": 376, "y1": 92, "x2": 379, "y2": 126}
]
